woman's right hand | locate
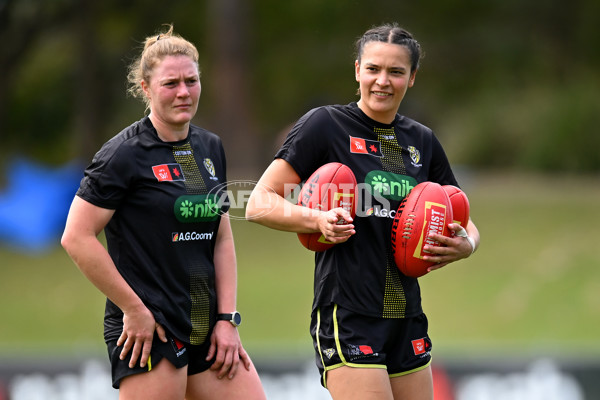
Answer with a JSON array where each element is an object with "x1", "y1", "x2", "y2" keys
[
  {"x1": 317, "y1": 207, "x2": 355, "y2": 244},
  {"x1": 62, "y1": 197, "x2": 169, "y2": 368},
  {"x1": 117, "y1": 306, "x2": 167, "y2": 368}
]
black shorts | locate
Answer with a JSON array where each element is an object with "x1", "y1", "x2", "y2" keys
[
  {"x1": 106, "y1": 331, "x2": 215, "y2": 389},
  {"x1": 310, "y1": 303, "x2": 432, "y2": 388}
]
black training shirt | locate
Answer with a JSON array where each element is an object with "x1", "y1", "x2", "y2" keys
[
  {"x1": 77, "y1": 116, "x2": 229, "y2": 345},
  {"x1": 276, "y1": 102, "x2": 458, "y2": 318}
]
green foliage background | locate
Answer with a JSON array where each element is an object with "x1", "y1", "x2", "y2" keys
[{"x1": 1, "y1": 0, "x2": 599, "y2": 174}]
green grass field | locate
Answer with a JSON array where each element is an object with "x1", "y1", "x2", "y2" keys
[{"x1": 1, "y1": 172, "x2": 599, "y2": 361}]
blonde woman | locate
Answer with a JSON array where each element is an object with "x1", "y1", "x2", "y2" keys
[{"x1": 62, "y1": 25, "x2": 265, "y2": 400}]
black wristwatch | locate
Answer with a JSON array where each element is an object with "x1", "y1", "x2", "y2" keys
[{"x1": 217, "y1": 311, "x2": 242, "y2": 327}]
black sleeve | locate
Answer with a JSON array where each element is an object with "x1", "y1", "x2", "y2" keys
[
  {"x1": 76, "y1": 138, "x2": 134, "y2": 210},
  {"x1": 274, "y1": 107, "x2": 332, "y2": 180},
  {"x1": 429, "y1": 133, "x2": 459, "y2": 187}
]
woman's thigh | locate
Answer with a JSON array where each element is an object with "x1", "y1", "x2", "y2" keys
[
  {"x1": 119, "y1": 358, "x2": 187, "y2": 400},
  {"x1": 327, "y1": 366, "x2": 394, "y2": 400},
  {"x1": 390, "y1": 365, "x2": 433, "y2": 400},
  {"x1": 185, "y1": 361, "x2": 266, "y2": 400}
]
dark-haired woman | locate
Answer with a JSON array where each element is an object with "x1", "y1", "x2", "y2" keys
[{"x1": 247, "y1": 23, "x2": 479, "y2": 400}]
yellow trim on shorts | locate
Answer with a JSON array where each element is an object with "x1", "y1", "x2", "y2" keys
[
  {"x1": 147, "y1": 355, "x2": 152, "y2": 371},
  {"x1": 388, "y1": 358, "x2": 432, "y2": 378},
  {"x1": 315, "y1": 307, "x2": 326, "y2": 387},
  {"x1": 320, "y1": 304, "x2": 386, "y2": 388}
]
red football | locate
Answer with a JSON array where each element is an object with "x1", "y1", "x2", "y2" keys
[
  {"x1": 391, "y1": 182, "x2": 453, "y2": 278},
  {"x1": 442, "y1": 185, "x2": 470, "y2": 228},
  {"x1": 297, "y1": 162, "x2": 357, "y2": 251}
]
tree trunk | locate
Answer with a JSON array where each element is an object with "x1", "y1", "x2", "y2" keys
[{"x1": 205, "y1": 0, "x2": 259, "y2": 178}]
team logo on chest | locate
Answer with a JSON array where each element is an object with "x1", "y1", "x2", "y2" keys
[
  {"x1": 408, "y1": 146, "x2": 422, "y2": 167},
  {"x1": 203, "y1": 158, "x2": 218, "y2": 181}
]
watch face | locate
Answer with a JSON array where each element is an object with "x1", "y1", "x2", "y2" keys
[{"x1": 232, "y1": 312, "x2": 242, "y2": 326}]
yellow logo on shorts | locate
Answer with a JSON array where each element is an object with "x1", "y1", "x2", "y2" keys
[{"x1": 323, "y1": 348, "x2": 336, "y2": 359}]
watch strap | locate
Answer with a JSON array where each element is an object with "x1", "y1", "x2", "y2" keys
[
  {"x1": 217, "y1": 311, "x2": 241, "y2": 327},
  {"x1": 217, "y1": 313, "x2": 233, "y2": 321}
]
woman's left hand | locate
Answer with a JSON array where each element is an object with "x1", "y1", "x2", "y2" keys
[
  {"x1": 422, "y1": 223, "x2": 475, "y2": 272},
  {"x1": 206, "y1": 321, "x2": 252, "y2": 379}
]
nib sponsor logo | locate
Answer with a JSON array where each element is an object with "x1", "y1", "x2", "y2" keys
[
  {"x1": 364, "y1": 171, "x2": 417, "y2": 201},
  {"x1": 175, "y1": 195, "x2": 220, "y2": 222}
]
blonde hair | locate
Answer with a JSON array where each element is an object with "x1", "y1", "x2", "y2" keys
[{"x1": 127, "y1": 24, "x2": 200, "y2": 111}]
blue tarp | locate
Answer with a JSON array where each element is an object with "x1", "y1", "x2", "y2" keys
[{"x1": 0, "y1": 158, "x2": 83, "y2": 253}]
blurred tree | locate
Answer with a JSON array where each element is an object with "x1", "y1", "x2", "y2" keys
[
  {"x1": 203, "y1": 0, "x2": 259, "y2": 177},
  {"x1": 0, "y1": 0, "x2": 598, "y2": 173},
  {"x1": 0, "y1": 0, "x2": 77, "y2": 158},
  {"x1": 72, "y1": 0, "x2": 105, "y2": 160}
]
